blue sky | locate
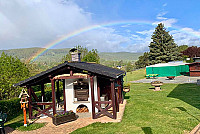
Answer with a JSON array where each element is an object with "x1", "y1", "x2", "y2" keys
[{"x1": 0, "y1": 0, "x2": 200, "y2": 52}]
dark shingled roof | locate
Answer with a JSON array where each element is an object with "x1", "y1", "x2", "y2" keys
[{"x1": 14, "y1": 62, "x2": 125, "y2": 87}]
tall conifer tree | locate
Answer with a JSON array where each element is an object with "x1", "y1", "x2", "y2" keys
[{"x1": 149, "y1": 23, "x2": 180, "y2": 64}]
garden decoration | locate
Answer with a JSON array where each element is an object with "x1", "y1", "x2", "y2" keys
[
  {"x1": 19, "y1": 88, "x2": 29, "y2": 127},
  {"x1": 52, "y1": 110, "x2": 77, "y2": 125},
  {"x1": 151, "y1": 81, "x2": 163, "y2": 91},
  {"x1": 123, "y1": 83, "x2": 130, "y2": 93}
]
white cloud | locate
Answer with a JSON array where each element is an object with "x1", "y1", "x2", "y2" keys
[
  {"x1": 58, "y1": 27, "x2": 131, "y2": 52},
  {"x1": 1, "y1": 0, "x2": 200, "y2": 53},
  {"x1": 136, "y1": 30, "x2": 154, "y2": 35},
  {"x1": 163, "y1": 3, "x2": 167, "y2": 7},
  {"x1": 121, "y1": 24, "x2": 132, "y2": 28},
  {"x1": 154, "y1": 10, "x2": 177, "y2": 28},
  {"x1": 128, "y1": 11, "x2": 200, "y2": 52},
  {"x1": 171, "y1": 28, "x2": 200, "y2": 46},
  {"x1": 156, "y1": 11, "x2": 168, "y2": 20},
  {"x1": 153, "y1": 18, "x2": 178, "y2": 28},
  {"x1": 0, "y1": 0, "x2": 129, "y2": 52},
  {"x1": 0, "y1": 0, "x2": 93, "y2": 49}
]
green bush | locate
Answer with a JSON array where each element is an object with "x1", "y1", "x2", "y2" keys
[
  {"x1": 0, "y1": 98, "x2": 22, "y2": 120},
  {"x1": 35, "y1": 89, "x2": 52, "y2": 102},
  {"x1": 0, "y1": 89, "x2": 53, "y2": 121}
]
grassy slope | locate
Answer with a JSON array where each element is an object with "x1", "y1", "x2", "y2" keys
[
  {"x1": 124, "y1": 68, "x2": 146, "y2": 82},
  {"x1": 72, "y1": 83, "x2": 200, "y2": 134}
]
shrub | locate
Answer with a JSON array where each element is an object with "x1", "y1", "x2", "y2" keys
[{"x1": 0, "y1": 98, "x2": 22, "y2": 120}]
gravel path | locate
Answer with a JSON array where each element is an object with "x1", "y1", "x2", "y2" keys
[{"x1": 131, "y1": 76, "x2": 200, "y2": 84}]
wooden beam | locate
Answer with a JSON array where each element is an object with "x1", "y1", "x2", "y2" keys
[
  {"x1": 30, "y1": 86, "x2": 43, "y2": 110},
  {"x1": 115, "y1": 91, "x2": 119, "y2": 112},
  {"x1": 97, "y1": 80, "x2": 101, "y2": 107},
  {"x1": 63, "y1": 79, "x2": 66, "y2": 111},
  {"x1": 53, "y1": 75, "x2": 87, "y2": 80},
  {"x1": 30, "y1": 88, "x2": 39, "y2": 102},
  {"x1": 32, "y1": 106, "x2": 53, "y2": 118},
  {"x1": 27, "y1": 86, "x2": 33, "y2": 119},
  {"x1": 94, "y1": 101, "x2": 112, "y2": 104},
  {"x1": 121, "y1": 76, "x2": 124, "y2": 103},
  {"x1": 56, "y1": 80, "x2": 60, "y2": 103},
  {"x1": 31, "y1": 102, "x2": 53, "y2": 105},
  {"x1": 111, "y1": 81, "x2": 117, "y2": 119},
  {"x1": 51, "y1": 79, "x2": 56, "y2": 115},
  {"x1": 117, "y1": 78, "x2": 122, "y2": 104},
  {"x1": 90, "y1": 76, "x2": 96, "y2": 119},
  {"x1": 95, "y1": 104, "x2": 113, "y2": 119},
  {"x1": 41, "y1": 83, "x2": 45, "y2": 110}
]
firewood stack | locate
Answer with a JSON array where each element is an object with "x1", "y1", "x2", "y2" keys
[{"x1": 76, "y1": 107, "x2": 89, "y2": 113}]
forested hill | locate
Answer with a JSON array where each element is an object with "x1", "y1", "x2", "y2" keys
[
  {"x1": 99, "y1": 52, "x2": 142, "y2": 61},
  {"x1": 0, "y1": 47, "x2": 142, "y2": 63}
]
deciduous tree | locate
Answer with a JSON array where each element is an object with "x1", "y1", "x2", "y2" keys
[
  {"x1": 181, "y1": 46, "x2": 200, "y2": 58},
  {"x1": 62, "y1": 46, "x2": 100, "y2": 63},
  {"x1": 0, "y1": 52, "x2": 29, "y2": 99}
]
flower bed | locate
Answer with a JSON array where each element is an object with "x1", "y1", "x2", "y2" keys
[
  {"x1": 52, "y1": 111, "x2": 77, "y2": 126},
  {"x1": 123, "y1": 83, "x2": 130, "y2": 93},
  {"x1": 151, "y1": 81, "x2": 163, "y2": 86}
]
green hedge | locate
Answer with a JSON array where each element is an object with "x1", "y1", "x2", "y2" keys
[
  {"x1": 0, "y1": 97, "x2": 22, "y2": 120},
  {"x1": 0, "y1": 89, "x2": 53, "y2": 120},
  {"x1": 0, "y1": 88, "x2": 63, "y2": 121}
]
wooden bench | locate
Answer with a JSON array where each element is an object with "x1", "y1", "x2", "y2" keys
[{"x1": 146, "y1": 74, "x2": 158, "y2": 79}]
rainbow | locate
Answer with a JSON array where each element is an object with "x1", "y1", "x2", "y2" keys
[{"x1": 29, "y1": 20, "x2": 200, "y2": 62}]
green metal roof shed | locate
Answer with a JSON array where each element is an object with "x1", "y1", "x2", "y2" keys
[{"x1": 146, "y1": 63, "x2": 189, "y2": 77}]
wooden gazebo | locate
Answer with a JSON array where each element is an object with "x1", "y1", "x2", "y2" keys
[{"x1": 14, "y1": 61, "x2": 125, "y2": 120}]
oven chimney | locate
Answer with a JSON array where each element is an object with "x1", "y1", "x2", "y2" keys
[{"x1": 69, "y1": 48, "x2": 81, "y2": 62}]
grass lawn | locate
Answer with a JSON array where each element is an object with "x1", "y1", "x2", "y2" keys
[
  {"x1": 125, "y1": 68, "x2": 146, "y2": 82},
  {"x1": 5, "y1": 112, "x2": 46, "y2": 131},
  {"x1": 72, "y1": 83, "x2": 200, "y2": 134}
]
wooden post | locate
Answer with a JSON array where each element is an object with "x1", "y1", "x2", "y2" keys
[
  {"x1": 62, "y1": 79, "x2": 66, "y2": 111},
  {"x1": 56, "y1": 80, "x2": 60, "y2": 103},
  {"x1": 90, "y1": 76, "x2": 96, "y2": 119},
  {"x1": 97, "y1": 80, "x2": 101, "y2": 107},
  {"x1": 41, "y1": 83, "x2": 45, "y2": 110},
  {"x1": 111, "y1": 80, "x2": 117, "y2": 119},
  {"x1": 51, "y1": 79, "x2": 56, "y2": 115},
  {"x1": 115, "y1": 90, "x2": 119, "y2": 112},
  {"x1": 27, "y1": 86, "x2": 33, "y2": 119},
  {"x1": 70, "y1": 70, "x2": 73, "y2": 76},
  {"x1": 118, "y1": 78, "x2": 122, "y2": 104}
]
